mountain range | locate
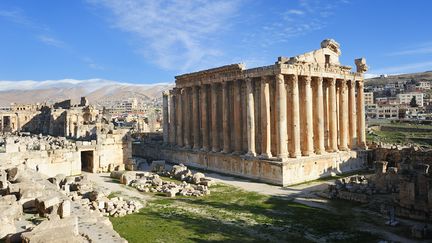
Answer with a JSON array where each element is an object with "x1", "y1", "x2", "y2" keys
[{"x1": 0, "y1": 79, "x2": 174, "y2": 107}]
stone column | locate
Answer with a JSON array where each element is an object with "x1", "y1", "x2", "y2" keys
[
  {"x1": 301, "y1": 76, "x2": 313, "y2": 156},
  {"x1": 276, "y1": 74, "x2": 288, "y2": 159},
  {"x1": 348, "y1": 80, "x2": 357, "y2": 148},
  {"x1": 338, "y1": 80, "x2": 348, "y2": 151},
  {"x1": 162, "y1": 91, "x2": 169, "y2": 145},
  {"x1": 211, "y1": 83, "x2": 220, "y2": 152},
  {"x1": 192, "y1": 86, "x2": 200, "y2": 150},
  {"x1": 328, "y1": 78, "x2": 338, "y2": 152},
  {"x1": 222, "y1": 82, "x2": 231, "y2": 153},
  {"x1": 260, "y1": 77, "x2": 272, "y2": 158},
  {"x1": 176, "y1": 88, "x2": 184, "y2": 147},
  {"x1": 183, "y1": 87, "x2": 191, "y2": 149},
  {"x1": 233, "y1": 80, "x2": 242, "y2": 154},
  {"x1": 313, "y1": 77, "x2": 325, "y2": 154},
  {"x1": 169, "y1": 90, "x2": 176, "y2": 145},
  {"x1": 201, "y1": 85, "x2": 209, "y2": 151},
  {"x1": 357, "y1": 80, "x2": 366, "y2": 148},
  {"x1": 245, "y1": 78, "x2": 256, "y2": 157},
  {"x1": 288, "y1": 75, "x2": 301, "y2": 158}
]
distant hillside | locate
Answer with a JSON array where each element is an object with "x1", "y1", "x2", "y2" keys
[
  {"x1": 365, "y1": 71, "x2": 432, "y2": 86},
  {"x1": 0, "y1": 79, "x2": 174, "y2": 106}
]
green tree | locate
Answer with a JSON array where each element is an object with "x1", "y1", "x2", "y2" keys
[{"x1": 410, "y1": 96, "x2": 418, "y2": 107}]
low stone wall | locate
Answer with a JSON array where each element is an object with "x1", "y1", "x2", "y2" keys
[{"x1": 133, "y1": 143, "x2": 368, "y2": 186}]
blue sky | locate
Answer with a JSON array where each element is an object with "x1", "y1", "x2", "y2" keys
[{"x1": 0, "y1": 0, "x2": 432, "y2": 86}]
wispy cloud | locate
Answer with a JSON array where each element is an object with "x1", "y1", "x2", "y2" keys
[
  {"x1": 387, "y1": 42, "x2": 432, "y2": 56},
  {"x1": 83, "y1": 57, "x2": 104, "y2": 70},
  {"x1": 37, "y1": 35, "x2": 65, "y2": 48},
  {"x1": 259, "y1": 0, "x2": 349, "y2": 47},
  {"x1": 370, "y1": 61, "x2": 432, "y2": 75},
  {"x1": 87, "y1": 0, "x2": 241, "y2": 71},
  {"x1": 0, "y1": 9, "x2": 49, "y2": 31}
]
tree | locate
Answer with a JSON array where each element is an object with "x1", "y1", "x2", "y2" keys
[{"x1": 410, "y1": 96, "x2": 418, "y2": 107}]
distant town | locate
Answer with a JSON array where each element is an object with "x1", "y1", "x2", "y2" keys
[{"x1": 365, "y1": 72, "x2": 432, "y2": 121}]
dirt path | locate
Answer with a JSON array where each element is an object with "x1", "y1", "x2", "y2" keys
[{"x1": 84, "y1": 172, "x2": 151, "y2": 201}]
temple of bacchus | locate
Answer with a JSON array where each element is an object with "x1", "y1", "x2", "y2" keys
[{"x1": 136, "y1": 39, "x2": 369, "y2": 185}]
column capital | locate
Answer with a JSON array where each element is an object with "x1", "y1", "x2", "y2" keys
[
  {"x1": 327, "y1": 78, "x2": 336, "y2": 86},
  {"x1": 275, "y1": 73, "x2": 284, "y2": 83},
  {"x1": 301, "y1": 75, "x2": 312, "y2": 85},
  {"x1": 357, "y1": 80, "x2": 364, "y2": 88}
]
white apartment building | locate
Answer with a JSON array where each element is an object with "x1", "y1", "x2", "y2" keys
[
  {"x1": 375, "y1": 105, "x2": 399, "y2": 119},
  {"x1": 397, "y1": 92, "x2": 424, "y2": 107},
  {"x1": 418, "y1": 81, "x2": 431, "y2": 90},
  {"x1": 364, "y1": 92, "x2": 374, "y2": 104}
]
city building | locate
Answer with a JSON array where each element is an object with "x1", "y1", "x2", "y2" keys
[
  {"x1": 364, "y1": 92, "x2": 374, "y2": 104},
  {"x1": 397, "y1": 92, "x2": 424, "y2": 107}
]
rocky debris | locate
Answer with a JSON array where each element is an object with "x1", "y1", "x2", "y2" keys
[
  {"x1": 113, "y1": 163, "x2": 214, "y2": 198},
  {"x1": 1, "y1": 133, "x2": 76, "y2": 152},
  {"x1": 0, "y1": 164, "x2": 127, "y2": 242}
]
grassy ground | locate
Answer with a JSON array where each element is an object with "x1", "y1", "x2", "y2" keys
[
  {"x1": 367, "y1": 130, "x2": 432, "y2": 147},
  {"x1": 110, "y1": 183, "x2": 380, "y2": 243}
]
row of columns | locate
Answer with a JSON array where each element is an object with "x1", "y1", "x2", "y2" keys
[{"x1": 162, "y1": 74, "x2": 366, "y2": 160}]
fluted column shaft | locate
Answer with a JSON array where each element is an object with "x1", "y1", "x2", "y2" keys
[
  {"x1": 357, "y1": 81, "x2": 366, "y2": 148},
  {"x1": 176, "y1": 88, "x2": 183, "y2": 147},
  {"x1": 169, "y1": 90, "x2": 176, "y2": 145},
  {"x1": 245, "y1": 78, "x2": 256, "y2": 156},
  {"x1": 233, "y1": 80, "x2": 242, "y2": 153},
  {"x1": 301, "y1": 76, "x2": 314, "y2": 156},
  {"x1": 260, "y1": 77, "x2": 272, "y2": 158},
  {"x1": 222, "y1": 82, "x2": 231, "y2": 153},
  {"x1": 162, "y1": 91, "x2": 169, "y2": 144},
  {"x1": 201, "y1": 85, "x2": 209, "y2": 151},
  {"x1": 328, "y1": 78, "x2": 338, "y2": 152},
  {"x1": 192, "y1": 86, "x2": 200, "y2": 150},
  {"x1": 338, "y1": 80, "x2": 348, "y2": 150},
  {"x1": 313, "y1": 77, "x2": 325, "y2": 154},
  {"x1": 183, "y1": 88, "x2": 191, "y2": 148},
  {"x1": 211, "y1": 83, "x2": 220, "y2": 152},
  {"x1": 348, "y1": 80, "x2": 357, "y2": 148},
  {"x1": 276, "y1": 74, "x2": 288, "y2": 159},
  {"x1": 289, "y1": 75, "x2": 301, "y2": 158}
]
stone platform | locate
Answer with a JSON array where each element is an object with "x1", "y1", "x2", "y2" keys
[{"x1": 133, "y1": 143, "x2": 368, "y2": 186}]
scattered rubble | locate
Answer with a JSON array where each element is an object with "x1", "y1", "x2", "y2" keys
[{"x1": 112, "y1": 162, "x2": 214, "y2": 198}]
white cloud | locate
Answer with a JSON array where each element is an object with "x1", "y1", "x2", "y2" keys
[
  {"x1": 370, "y1": 61, "x2": 432, "y2": 75},
  {"x1": 37, "y1": 35, "x2": 65, "y2": 48},
  {"x1": 387, "y1": 42, "x2": 432, "y2": 56},
  {"x1": 0, "y1": 79, "x2": 173, "y2": 92},
  {"x1": 260, "y1": 0, "x2": 348, "y2": 46},
  {"x1": 88, "y1": 0, "x2": 241, "y2": 71}
]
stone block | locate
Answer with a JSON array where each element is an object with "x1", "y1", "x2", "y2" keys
[
  {"x1": 21, "y1": 216, "x2": 80, "y2": 243},
  {"x1": 59, "y1": 200, "x2": 71, "y2": 218},
  {"x1": 150, "y1": 160, "x2": 165, "y2": 173}
]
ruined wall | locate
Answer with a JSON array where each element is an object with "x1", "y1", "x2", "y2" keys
[{"x1": 373, "y1": 147, "x2": 432, "y2": 167}]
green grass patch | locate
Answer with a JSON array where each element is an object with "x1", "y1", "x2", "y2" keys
[{"x1": 111, "y1": 184, "x2": 380, "y2": 242}]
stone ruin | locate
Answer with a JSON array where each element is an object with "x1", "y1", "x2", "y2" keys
[
  {"x1": 111, "y1": 161, "x2": 214, "y2": 198},
  {"x1": 0, "y1": 163, "x2": 128, "y2": 242},
  {"x1": 324, "y1": 160, "x2": 432, "y2": 239}
]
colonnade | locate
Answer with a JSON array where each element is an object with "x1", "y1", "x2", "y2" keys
[{"x1": 162, "y1": 74, "x2": 366, "y2": 160}]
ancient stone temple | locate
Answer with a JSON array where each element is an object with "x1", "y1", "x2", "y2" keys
[{"x1": 138, "y1": 39, "x2": 369, "y2": 185}]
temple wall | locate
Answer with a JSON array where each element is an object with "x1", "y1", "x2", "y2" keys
[{"x1": 133, "y1": 142, "x2": 367, "y2": 186}]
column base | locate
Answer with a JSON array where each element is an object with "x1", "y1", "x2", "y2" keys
[
  {"x1": 258, "y1": 153, "x2": 272, "y2": 159},
  {"x1": 245, "y1": 151, "x2": 256, "y2": 157},
  {"x1": 211, "y1": 148, "x2": 221, "y2": 153},
  {"x1": 231, "y1": 151, "x2": 243, "y2": 156},
  {"x1": 201, "y1": 147, "x2": 209, "y2": 152},
  {"x1": 289, "y1": 152, "x2": 301, "y2": 158},
  {"x1": 222, "y1": 148, "x2": 231, "y2": 154},
  {"x1": 184, "y1": 145, "x2": 192, "y2": 149},
  {"x1": 338, "y1": 146, "x2": 348, "y2": 151}
]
